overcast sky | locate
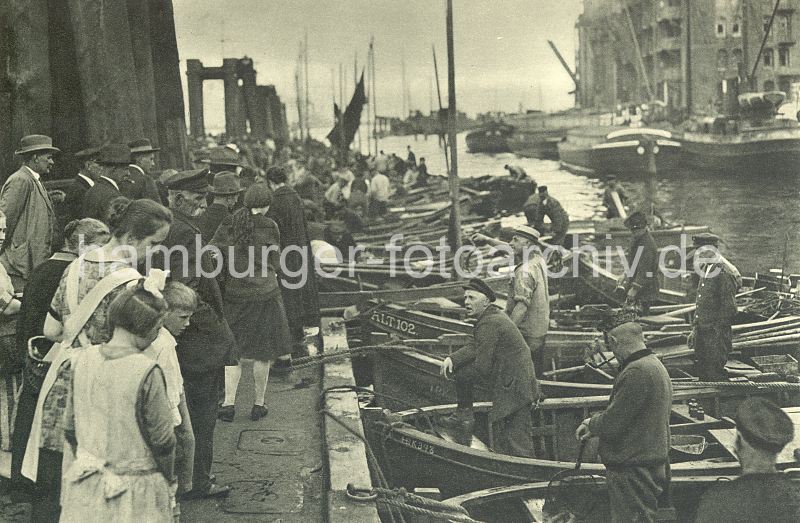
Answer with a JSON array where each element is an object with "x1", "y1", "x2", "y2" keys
[{"x1": 173, "y1": 0, "x2": 584, "y2": 131}]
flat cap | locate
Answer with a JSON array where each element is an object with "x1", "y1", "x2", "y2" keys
[
  {"x1": 463, "y1": 277, "x2": 496, "y2": 302},
  {"x1": 692, "y1": 232, "x2": 720, "y2": 246},
  {"x1": 164, "y1": 168, "x2": 213, "y2": 193},
  {"x1": 513, "y1": 224, "x2": 542, "y2": 243},
  {"x1": 243, "y1": 183, "x2": 272, "y2": 209},
  {"x1": 538, "y1": 185, "x2": 548, "y2": 193},
  {"x1": 735, "y1": 397, "x2": 794, "y2": 453},
  {"x1": 624, "y1": 210, "x2": 648, "y2": 230},
  {"x1": 599, "y1": 309, "x2": 639, "y2": 333},
  {"x1": 211, "y1": 171, "x2": 244, "y2": 195}
]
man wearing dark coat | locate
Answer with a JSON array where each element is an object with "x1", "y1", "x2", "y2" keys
[
  {"x1": 154, "y1": 169, "x2": 236, "y2": 500},
  {"x1": 124, "y1": 138, "x2": 163, "y2": 202},
  {"x1": 195, "y1": 172, "x2": 243, "y2": 241},
  {"x1": 530, "y1": 186, "x2": 570, "y2": 246},
  {"x1": 694, "y1": 397, "x2": 800, "y2": 522},
  {"x1": 439, "y1": 278, "x2": 539, "y2": 457},
  {"x1": 62, "y1": 146, "x2": 101, "y2": 224},
  {"x1": 266, "y1": 166, "x2": 320, "y2": 357},
  {"x1": 576, "y1": 312, "x2": 672, "y2": 522},
  {"x1": 80, "y1": 144, "x2": 131, "y2": 221},
  {"x1": 689, "y1": 233, "x2": 739, "y2": 381},
  {"x1": 616, "y1": 211, "x2": 659, "y2": 315},
  {"x1": 602, "y1": 176, "x2": 628, "y2": 219}
]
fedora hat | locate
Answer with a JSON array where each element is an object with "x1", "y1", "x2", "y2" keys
[
  {"x1": 211, "y1": 171, "x2": 244, "y2": 195},
  {"x1": 15, "y1": 135, "x2": 60, "y2": 156},
  {"x1": 128, "y1": 138, "x2": 160, "y2": 155},
  {"x1": 201, "y1": 146, "x2": 242, "y2": 167},
  {"x1": 96, "y1": 143, "x2": 131, "y2": 165}
]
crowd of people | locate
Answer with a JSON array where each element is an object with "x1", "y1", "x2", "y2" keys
[
  {"x1": 0, "y1": 133, "x2": 421, "y2": 522},
  {"x1": 0, "y1": 131, "x2": 796, "y2": 522}
]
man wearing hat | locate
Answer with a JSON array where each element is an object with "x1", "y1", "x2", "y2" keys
[
  {"x1": 439, "y1": 278, "x2": 539, "y2": 457},
  {"x1": 152, "y1": 168, "x2": 236, "y2": 499},
  {"x1": 323, "y1": 170, "x2": 351, "y2": 218},
  {"x1": 0, "y1": 135, "x2": 60, "y2": 290},
  {"x1": 616, "y1": 210, "x2": 659, "y2": 315},
  {"x1": 62, "y1": 146, "x2": 102, "y2": 223},
  {"x1": 80, "y1": 143, "x2": 131, "y2": 221},
  {"x1": 695, "y1": 397, "x2": 799, "y2": 522},
  {"x1": 472, "y1": 225, "x2": 550, "y2": 375},
  {"x1": 507, "y1": 225, "x2": 550, "y2": 375},
  {"x1": 602, "y1": 176, "x2": 628, "y2": 219},
  {"x1": 576, "y1": 312, "x2": 672, "y2": 522},
  {"x1": 202, "y1": 146, "x2": 243, "y2": 175},
  {"x1": 125, "y1": 138, "x2": 162, "y2": 202},
  {"x1": 689, "y1": 233, "x2": 740, "y2": 382},
  {"x1": 196, "y1": 172, "x2": 244, "y2": 241},
  {"x1": 530, "y1": 186, "x2": 570, "y2": 246}
]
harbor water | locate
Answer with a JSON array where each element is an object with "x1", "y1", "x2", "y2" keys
[{"x1": 340, "y1": 130, "x2": 800, "y2": 275}]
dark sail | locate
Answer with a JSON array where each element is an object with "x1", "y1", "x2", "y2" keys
[{"x1": 327, "y1": 72, "x2": 366, "y2": 149}]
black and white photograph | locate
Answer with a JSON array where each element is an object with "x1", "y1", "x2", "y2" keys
[{"x1": 1, "y1": 0, "x2": 800, "y2": 521}]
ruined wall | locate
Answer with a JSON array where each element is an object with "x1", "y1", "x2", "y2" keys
[{"x1": 0, "y1": 0, "x2": 188, "y2": 178}]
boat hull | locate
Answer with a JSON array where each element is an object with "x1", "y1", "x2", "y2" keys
[
  {"x1": 680, "y1": 132, "x2": 800, "y2": 174},
  {"x1": 466, "y1": 128, "x2": 512, "y2": 153}
]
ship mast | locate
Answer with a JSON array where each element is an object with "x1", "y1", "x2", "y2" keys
[{"x1": 446, "y1": 0, "x2": 461, "y2": 250}]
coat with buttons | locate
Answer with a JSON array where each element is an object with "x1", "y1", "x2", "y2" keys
[
  {"x1": 450, "y1": 305, "x2": 539, "y2": 422},
  {"x1": 694, "y1": 262, "x2": 738, "y2": 327},
  {"x1": 0, "y1": 167, "x2": 57, "y2": 289}
]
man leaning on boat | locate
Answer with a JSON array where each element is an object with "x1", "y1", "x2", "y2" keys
[
  {"x1": 575, "y1": 311, "x2": 672, "y2": 523},
  {"x1": 438, "y1": 278, "x2": 540, "y2": 458}
]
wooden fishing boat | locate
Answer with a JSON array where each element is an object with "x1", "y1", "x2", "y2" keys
[
  {"x1": 574, "y1": 250, "x2": 696, "y2": 306},
  {"x1": 364, "y1": 401, "x2": 800, "y2": 498},
  {"x1": 318, "y1": 275, "x2": 511, "y2": 312},
  {"x1": 442, "y1": 475, "x2": 800, "y2": 522}
]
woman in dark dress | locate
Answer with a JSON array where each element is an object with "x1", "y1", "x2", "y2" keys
[{"x1": 212, "y1": 184, "x2": 291, "y2": 422}]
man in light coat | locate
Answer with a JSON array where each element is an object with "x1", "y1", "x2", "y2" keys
[{"x1": 0, "y1": 135, "x2": 60, "y2": 291}]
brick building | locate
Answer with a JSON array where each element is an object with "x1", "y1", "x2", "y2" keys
[{"x1": 576, "y1": 0, "x2": 800, "y2": 115}]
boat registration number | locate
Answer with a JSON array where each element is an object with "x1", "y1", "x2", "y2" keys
[
  {"x1": 370, "y1": 312, "x2": 417, "y2": 335},
  {"x1": 400, "y1": 436, "x2": 435, "y2": 455}
]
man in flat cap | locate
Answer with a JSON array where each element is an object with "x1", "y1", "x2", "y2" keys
[
  {"x1": 80, "y1": 144, "x2": 131, "y2": 221},
  {"x1": 0, "y1": 135, "x2": 60, "y2": 290},
  {"x1": 196, "y1": 172, "x2": 243, "y2": 241},
  {"x1": 576, "y1": 312, "x2": 672, "y2": 522},
  {"x1": 151, "y1": 169, "x2": 235, "y2": 500},
  {"x1": 529, "y1": 186, "x2": 570, "y2": 246},
  {"x1": 439, "y1": 278, "x2": 540, "y2": 457},
  {"x1": 695, "y1": 397, "x2": 799, "y2": 522},
  {"x1": 616, "y1": 210, "x2": 659, "y2": 315},
  {"x1": 689, "y1": 233, "x2": 740, "y2": 381},
  {"x1": 125, "y1": 138, "x2": 163, "y2": 203}
]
